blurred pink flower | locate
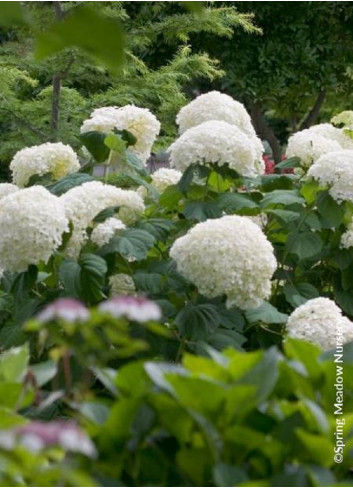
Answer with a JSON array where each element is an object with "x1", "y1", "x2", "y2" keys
[
  {"x1": 99, "y1": 295, "x2": 162, "y2": 323},
  {"x1": 37, "y1": 298, "x2": 90, "y2": 323}
]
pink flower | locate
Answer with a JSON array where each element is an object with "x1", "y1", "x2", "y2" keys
[
  {"x1": 0, "y1": 421, "x2": 96, "y2": 457},
  {"x1": 36, "y1": 298, "x2": 90, "y2": 323},
  {"x1": 99, "y1": 295, "x2": 162, "y2": 323}
]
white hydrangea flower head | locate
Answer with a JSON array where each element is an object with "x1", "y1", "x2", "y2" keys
[
  {"x1": 91, "y1": 217, "x2": 126, "y2": 247},
  {"x1": 286, "y1": 297, "x2": 353, "y2": 350},
  {"x1": 170, "y1": 215, "x2": 277, "y2": 310},
  {"x1": 309, "y1": 123, "x2": 353, "y2": 149},
  {"x1": 0, "y1": 183, "x2": 19, "y2": 201},
  {"x1": 286, "y1": 129, "x2": 342, "y2": 167},
  {"x1": 60, "y1": 181, "x2": 144, "y2": 258},
  {"x1": 113, "y1": 105, "x2": 161, "y2": 164},
  {"x1": 176, "y1": 91, "x2": 256, "y2": 138},
  {"x1": 10, "y1": 142, "x2": 80, "y2": 187},
  {"x1": 151, "y1": 168, "x2": 182, "y2": 192},
  {"x1": 307, "y1": 150, "x2": 353, "y2": 203},
  {"x1": 169, "y1": 120, "x2": 265, "y2": 177},
  {"x1": 81, "y1": 105, "x2": 160, "y2": 165},
  {"x1": 80, "y1": 114, "x2": 116, "y2": 134},
  {"x1": 0, "y1": 186, "x2": 68, "y2": 272},
  {"x1": 109, "y1": 273, "x2": 136, "y2": 297},
  {"x1": 247, "y1": 213, "x2": 268, "y2": 229}
]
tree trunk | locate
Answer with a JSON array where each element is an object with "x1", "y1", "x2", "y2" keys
[
  {"x1": 50, "y1": 2, "x2": 64, "y2": 141},
  {"x1": 50, "y1": 74, "x2": 61, "y2": 141},
  {"x1": 299, "y1": 89, "x2": 326, "y2": 130},
  {"x1": 250, "y1": 103, "x2": 282, "y2": 163}
]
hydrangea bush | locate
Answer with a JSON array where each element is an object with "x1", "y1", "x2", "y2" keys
[{"x1": 0, "y1": 94, "x2": 353, "y2": 485}]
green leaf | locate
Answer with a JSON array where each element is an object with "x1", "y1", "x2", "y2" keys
[
  {"x1": 30, "y1": 360, "x2": 58, "y2": 387},
  {"x1": 80, "y1": 131, "x2": 110, "y2": 163},
  {"x1": 283, "y1": 283, "x2": 319, "y2": 308},
  {"x1": 300, "y1": 179, "x2": 321, "y2": 204},
  {"x1": 184, "y1": 201, "x2": 223, "y2": 221},
  {"x1": 208, "y1": 330, "x2": 246, "y2": 351},
  {"x1": 266, "y1": 209, "x2": 300, "y2": 224},
  {"x1": 296, "y1": 430, "x2": 333, "y2": 467},
  {"x1": 133, "y1": 272, "x2": 164, "y2": 294},
  {"x1": 135, "y1": 219, "x2": 176, "y2": 241},
  {"x1": 0, "y1": 345, "x2": 29, "y2": 383},
  {"x1": 0, "y1": 2, "x2": 27, "y2": 26},
  {"x1": 175, "y1": 303, "x2": 221, "y2": 339},
  {"x1": 261, "y1": 189, "x2": 305, "y2": 207},
  {"x1": 275, "y1": 156, "x2": 301, "y2": 169},
  {"x1": 159, "y1": 184, "x2": 183, "y2": 209},
  {"x1": 260, "y1": 174, "x2": 296, "y2": 191},
  {"x1": 34, "y1": 5, "x2": 124, "y2": 75},
  {"x1": 287, "y1": 232, "x2": 323, "y2": 260},
  {"x1": 100, "y1": 229, "x2": 155, "y2": 260},
  {"x1": 79, "y1": 253, "x2": 107, "y2": 303},
  {"x1": 245, "y1": 302, "x2": 288, "y2": 324},
  {"x1": 125, "y1": 151, "x2": 148, "y2": 177},
  {"x1": 316, "y1": 190, "x2": 345, "y2": 228},
  {"x1": 217, "y1": 192, "x2": 259, "y2": 212},
  {"x1": 47, "y1": 172, "x2": 95, "y2": 196},
  {"x1": 59, "y1": 260, "x2": 81, "y2": 298},
  {"x1": 104, "y1": 132, "x2": 126, "y2": 154},
  {"x1": 178, "y1": 164, "x2": 208, "y2": 194}
]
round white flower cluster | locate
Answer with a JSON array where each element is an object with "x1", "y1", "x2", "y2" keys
[
  {"x1": 0, "y1": 186, "x2": 68, "y2": 272},
  {"x1": 286, "y1": 123, "x2": 353, "y2": 167},
  {"x1": 81, "y1": 105, "x2": 160, "y2": 164},
  {"x1": 169, "y1": 120, "x2": 265, "y2": 177},
  {"x1": 109, "y1": 273, "x2": 136, "y2": 297},
  {"x1": 10, "y1": 142, "x2": 80, "y2": 187},
  {"x1": 170, "y1": 215, "x2": 277, "y2": 310},
  {"x1": 307, "y1": 150, "x2": 353, "y2": 203},
  {"x1": 91, "y1": 217, "x2": 126, "y2": 247},
  {"x1": 286, "y1": 297, "x2": 353, "y2": 350},
  {"x1": 176, "y1": 90, "x2": 256, "y2": 138},
  {"x1": 60, "y1": 181, "x2": 144, "y2": 257},
  {"x1": 151, "y1": 168, "x2": 182, "y2": 192},
  {"x1": 0, "y1": 183, "x2": 19, "y2": 201}
]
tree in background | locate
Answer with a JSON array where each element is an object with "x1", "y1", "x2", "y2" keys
[
  {"x1": 189, "y1": 1, "x2": 353, "y2": 161},
  {"x1": 0, "y1": 1, "x2": 257, "y2": 178}
]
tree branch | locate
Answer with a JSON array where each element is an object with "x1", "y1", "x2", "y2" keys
[{"x1": 299, "y1": 89, "x2": 326, "y2": 130}]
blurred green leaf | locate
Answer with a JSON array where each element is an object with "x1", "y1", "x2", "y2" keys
[{"x1": 34, "y1": 5, "x2": 124, "y2": 75}]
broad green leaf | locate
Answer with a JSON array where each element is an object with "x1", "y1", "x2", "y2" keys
[
  {"x1": 133, "y1": 272, "x2": 164, "y2": 294},
  {"x1": 275, "y1": 156, "x2": 301, "y2": 169},
  {"x1": 0, "y1": 344, "x2": 29, "y2": 383},
  {"x1": 245, "y1": 301, "x2": 288, "y2": 324},
  {"x1": 100, "y1": 228, "x2": 155, "y2": 260},
  {"x1": 80, "y1": 131, "x2": 110, "y2": 162},
  {"x1": 126, "y1": 150, "x2": 148, "y2": 177},
  {"x1": 261, "y1": 189, "x2": 305, "y2": 207},
  {"x1": 217, "y1": 192, "x2": 259, "y2": 212},
  {"x1": 59, "y1": 260, "x2": 81, "y2": 298},
  {"x1": 184, "y1": 201, "x2": 223, "y2": 221},
  {"x1": 240, "y1": 347, "x2": 280, "y2": 402},
  {"x1": 79, "y1": 253, "x2": 107, "y2": 303},
  {"x1": 0, "y1": 2, "x2": 27, "y2": 26},
  {"x1": 208, "y1": 330, "x2": 246, "y2": 351},
  {"x1": 175, "y1": 303, "x2": 221, "y2": 339},
  {"x1": 260, "y1": 174, "x2": 296, "y2": 191},
  {"x1": 79, "y1": 401, "x2": 110, "y2": 425},
  {"x1": 30, "y1": 360, "x2": 58, "y2": 387},
  {"x1": 182, "y1": 2, "x2": 205, "y2": 13},
  {"x1": 295, "y1": 429, "x2": 333, "y2": 467},
  {"x1": 266, "y1": 209, "x2": 300, "y2": 224},
  {"x1": 104, "y1": 132, "x2": 126, "y2": 154},
  {"x1": 283, "y1": 283, "x2": 319, "y2": 307},
  {"x1": 47, "y1": 172, "x2": 95, "y2": 196},
  {"x1": 287, "y1": 231, "x2": 323, "y2": 260},
  {"x1": 34, "y1": 5, "x2": 124, "y2": 75},
  {"x1": 300, "y1": 179, "x2": 321, "y2": 204},
  {"x1": 159, "y1": 184, "x2": 183, "y2": 209},
  {"x1": 135, "y1": 218, "x2": 176, "y2": 241},
  {"x1": 316, "y1": 190, "x2": 345, "y2": 228}
]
